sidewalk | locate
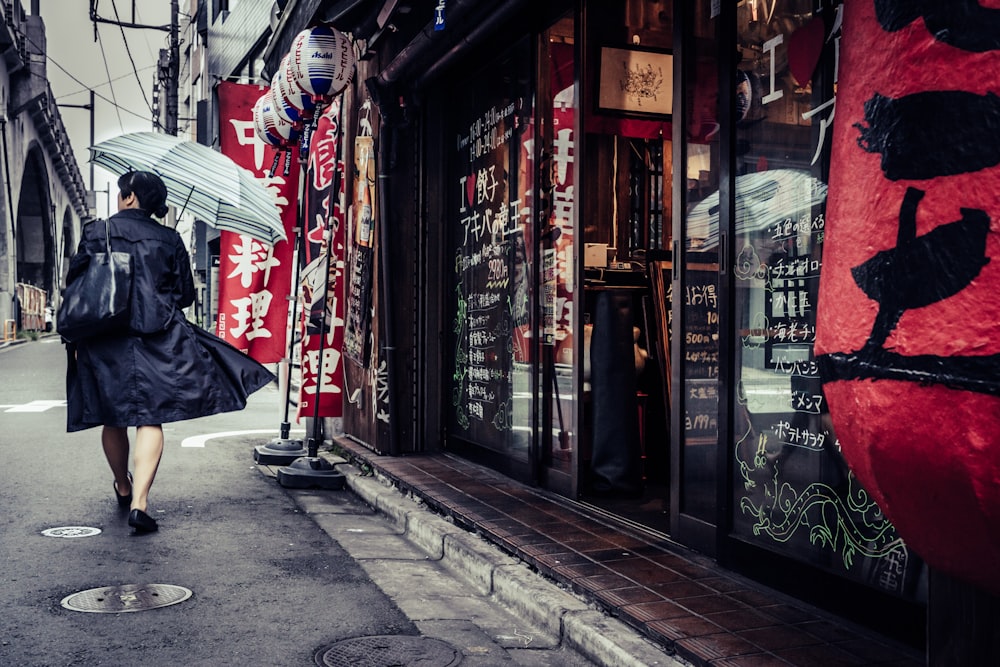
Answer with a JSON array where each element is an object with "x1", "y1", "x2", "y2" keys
[
  {"x1": 0, "y1": 331, "x2": 55, "y2": 351},
  {"x1": 265, "y1": 456, "x2": 678, "y2": 666},
  {"x1": 322, "y1": 439, "x2": 924, "y2": 667}
]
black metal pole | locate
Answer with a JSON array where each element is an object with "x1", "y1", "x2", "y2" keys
[
  {"x1": 280, "y1": 160, "x2": 307, "y2": 438},
  {"x1": 253, "y1": 146, "x2": 309, "y2": 465},
  {"x1": 307, "y1": 100, "x2": 343, "y2": 458}
]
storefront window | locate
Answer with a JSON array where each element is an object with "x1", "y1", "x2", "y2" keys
[
  {"x1": 680, "y1": 7, "x2": 723, "y2": 530},
  {"x1": 729, "y1": 0, "x2": 921, "y2": 597},
  {"x1": 446, "y1": 40, "x2": 535, "y2": 462},
  {"x1": 542, "y1": 19, "x2": 577, "y2": 478}
]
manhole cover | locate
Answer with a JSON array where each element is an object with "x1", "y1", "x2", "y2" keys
[
  {"x1": 61, "y1": 584, "x2": 192, "y2": 613},
  {"x1": 41, "y1": 526, "x2": 102, "y2": 538},
  {"x1": 315, "y1": 635, "x2": 461, "y2": 666}
]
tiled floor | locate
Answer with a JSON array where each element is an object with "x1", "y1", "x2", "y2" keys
[{"x1": 335, "y1": 439, "x2": 924, "y2": 667}]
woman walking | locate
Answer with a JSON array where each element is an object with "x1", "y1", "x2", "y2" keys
[{"x1": 64, "y1": 171, "x2": 275, "y2": 533}]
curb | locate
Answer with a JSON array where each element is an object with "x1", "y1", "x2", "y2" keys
[
  {"x1": 330, "y1": 456, "x2": 686, "y2": 667},
  {"x1": 1, "y1": 333, "x2": 58, "y2": 351}
]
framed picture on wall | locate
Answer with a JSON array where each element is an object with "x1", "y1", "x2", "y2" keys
[{"x1": 597, "y1": 46, "x2": 673, "y2": 118}]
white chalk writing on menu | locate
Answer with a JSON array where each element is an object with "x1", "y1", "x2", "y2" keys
[{"x1": 450, "y1": 98, "x2": 523, "y2": 443}]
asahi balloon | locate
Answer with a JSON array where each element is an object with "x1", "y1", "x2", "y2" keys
[
  {"x1": 270, "y1": 72, "x2": 299, "y2": 126},
  {"x1": 816, "y1": 0, "x2": 1000, "y2": 594},
  {"x1": 253, "y1": 92, "x2": 298, "y2": 146},
  {"x1": 289, "y1": 25, "x2": 355, "y2": 100},
  {"x1": 270, "y1": 78, "x2": 301, "y2": 126},
  {"x1": 272, "y1": 54, "x2": 314, "y2": 125}
]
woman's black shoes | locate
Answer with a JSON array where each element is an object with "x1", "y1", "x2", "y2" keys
[
  {"x1": 128, "y1": 509, "x2": 158, "y2": 533},
  {"x1": 114, "y1": 472, "x2": 133, "y2": 508}
]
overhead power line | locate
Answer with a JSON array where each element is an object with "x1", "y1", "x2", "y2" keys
[
  {"x1": 22, "y1": 31, "x2": 153, "y2": 125},
  {"x1": 95, "y1": 26, "x2": 125, "y2": 130},
  {"x1": 111, "y1": 0, "x2": 154, "y2": 117},
  {"x1": 90, "y1": 0, "x2": 179, "y2": 135},
  {"x1": 58, "y1": 65, "x2": 158, "y2": 100}
]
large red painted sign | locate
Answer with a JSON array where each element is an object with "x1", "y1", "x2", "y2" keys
[
  {"x1": 216, "y1": 82, "x2": 300, "y2": 363},
  {"x1": 817, "y1": 1, "x2": 1000, "y2": 593}
]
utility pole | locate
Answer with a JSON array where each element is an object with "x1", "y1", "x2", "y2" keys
[
  {"x1": 57, "y1": 89, "x2": 96, "y2": 190},
  {"x1": 167, "y1": 0, "x2": 179, "y2": 135},
  {"x1": 89, "y1": 0, "x2": 178, "y2": 135}
]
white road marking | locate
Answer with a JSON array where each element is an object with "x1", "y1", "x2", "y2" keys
[
  {"x1": 4, "y1": 400, "x2": 66, "y2": 412},
  {"x1": 181, "y1": 429, "x2": 305, "y2": 448}
]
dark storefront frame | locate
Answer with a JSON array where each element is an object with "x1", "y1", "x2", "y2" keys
[
  {"x1": 429, "y1": 3, "x2": 578, "y2": 496},
  {"x1": 300, "y1": 0, "x2": 929, "y2": 645},
  {"x1": 669, "y1": 0, "x2": 926, "y2": 640}
]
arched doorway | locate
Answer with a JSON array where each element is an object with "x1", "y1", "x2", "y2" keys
[{"x1": 15, "y1": 146, "x2": 55, "y2": 296}]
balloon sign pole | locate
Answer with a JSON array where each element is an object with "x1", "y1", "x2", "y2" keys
[
  {"x1": 275, "y1": 25, "x2": 355, "y2": 490},
  {"x1": 277, "y1": 193, "x2": 345, "y2": 487},
  {"x1": 254, "y1": 163, "x2": 309, "y2": 465}
]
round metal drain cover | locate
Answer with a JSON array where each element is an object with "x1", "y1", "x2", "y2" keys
[
  {"x1": 61, "y1": 584, "x2": 192, "y2": 613},
  {"x1": 315, "y1": 635, "x2": 461, "y2": 666},
  {"x1": 41, "y1": 526, "x2": 102, "y2": 538}
]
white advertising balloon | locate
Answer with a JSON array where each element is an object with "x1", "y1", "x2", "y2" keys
[{"x1": 289, "y1": 25, "x2": 355, "y2": 100}]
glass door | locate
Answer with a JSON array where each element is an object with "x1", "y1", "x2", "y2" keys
[
  {"x1": 672, "y1": 0, "x2": 723, "y2": 555},
  {"x1": 445, "y1": 38, "x2": 537, "y2": 481},
  {"x1": 727, "y1": 0, "x2": 922, "y2": 598},
  {"x1": 536, "y1": 13, "x2": 578, "y2": 495}
]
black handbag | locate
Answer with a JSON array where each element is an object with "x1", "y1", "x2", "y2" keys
[{"x1": 57, "y1": 220, "x2": 133, "y2": 343}]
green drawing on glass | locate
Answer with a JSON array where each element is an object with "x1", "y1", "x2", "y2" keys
[
  {"x1": 735, "y1": 423, "x2": 905, "y2": 569},
  {"x1": 492, "y1": 398, "x2": 513, "y2": 431}
]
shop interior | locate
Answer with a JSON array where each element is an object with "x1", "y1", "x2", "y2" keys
[{"x1": 576, "y1": 0, "x2": 677, "y2": 533}]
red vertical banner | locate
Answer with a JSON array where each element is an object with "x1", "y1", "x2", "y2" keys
[
  {"x1": 216, "y1": 82, "x2": 300, "y2": 363},
  {"x1": 297, "y1": 98, "x2": 346, "y2": 420}
]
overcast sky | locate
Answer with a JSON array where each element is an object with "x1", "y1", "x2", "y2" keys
[{"x1": 37, "y1": 1, "x2": 173, "y2": 219}]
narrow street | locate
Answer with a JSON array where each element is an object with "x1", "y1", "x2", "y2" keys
[{"x1": 0, "y1": 338, "x2": 607, "y2": 666}]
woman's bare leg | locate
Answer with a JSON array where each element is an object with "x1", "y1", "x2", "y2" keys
[
  {"x1": 102, "y1": 426, "x2": 132, "y2": 497},
  {"x1": 131, "y1": 425, "x2": 163, "y2": 512}
]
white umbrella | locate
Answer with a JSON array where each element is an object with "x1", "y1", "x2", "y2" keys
[{"x1": 90, "y1": 131, "x2": 286, "y2": 245}]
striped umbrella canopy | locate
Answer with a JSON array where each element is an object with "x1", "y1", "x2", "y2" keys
[{"x1": 90, "y1": 131, "x2": 286, "y2": 245}]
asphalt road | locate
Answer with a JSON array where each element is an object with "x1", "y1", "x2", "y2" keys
[{"x1": 0, "y1": 337, "x2": 416, "y2": 666}]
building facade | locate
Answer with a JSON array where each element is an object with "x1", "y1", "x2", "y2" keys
[
  {"x1": 214, "y1": 0, "x2": 934, "y2": 649},
  {"x1": 0, "y1": 2, "x2": 90, "y2": 335}
]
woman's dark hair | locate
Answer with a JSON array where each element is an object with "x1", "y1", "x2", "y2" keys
[{"x1": 118, "y1": 171, "x2": 169, "y2": 218}]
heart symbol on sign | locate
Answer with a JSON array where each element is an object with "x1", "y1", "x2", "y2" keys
[{"x1": 465, "y1": 170, "x2": 477, "y2": 208}]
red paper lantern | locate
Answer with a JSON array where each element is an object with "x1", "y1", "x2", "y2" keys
[{"x1": 816, "y1": 0, "x2": 1000, "y2": 594}]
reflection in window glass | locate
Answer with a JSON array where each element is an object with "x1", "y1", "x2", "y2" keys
[
  {"x1": 545, "y1": 22, "x2": 577, "y2": 475},
  {"x1": 681, "y1": 17, "x2": 722, "y2": 524},
  {"x1": 729, "y1": 0, "x2": 921, "y2": 599}
]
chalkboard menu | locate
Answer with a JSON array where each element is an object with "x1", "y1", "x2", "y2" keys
[
  {"x1": 683, "y1": 258, "x2": 720, "y2": 440},
  {"x1": 447, "y1": 42, "x2": 532, "y2": 454},
  {"x1": 651, "y1": 255, "x2": 720, "y2": 441}
]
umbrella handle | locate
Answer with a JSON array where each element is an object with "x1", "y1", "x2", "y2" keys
[{"x1": 178, "y1": 184, "x2": 195, "y2": 219}]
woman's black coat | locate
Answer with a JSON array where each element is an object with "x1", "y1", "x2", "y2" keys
[{"x1": 65, "y1": 209, "x2": 274, "y2": 431}]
